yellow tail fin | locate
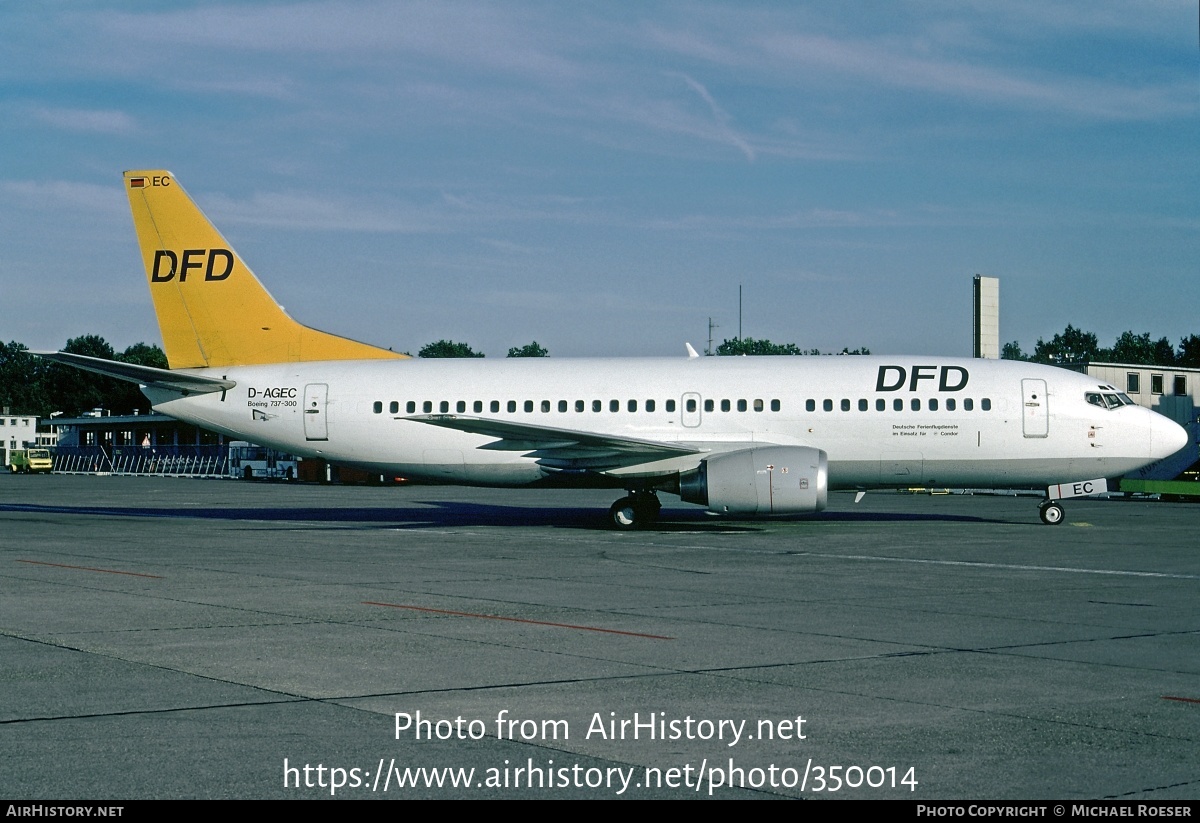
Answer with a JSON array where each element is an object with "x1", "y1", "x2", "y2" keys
[{"x1": 124, "y1": 170, "x2": 406, "y2": 368}]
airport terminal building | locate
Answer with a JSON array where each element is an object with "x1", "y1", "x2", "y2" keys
[{"x1": 0, "y1": 410, "x2": 41, "y2": 467}]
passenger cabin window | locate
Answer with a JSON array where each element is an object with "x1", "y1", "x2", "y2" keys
[
  {"x1": 666, "y1": 399, "x2": 676, "y2": 412},
  {"x1": 876, "y1": 399, "x2": 885, "y2": 411},
  {"x1": 722, "y1": 399, "x2": 731, "y2": 412},
  {"x1": 911, "y1": 398, "x2": 921, "y2": 411},
  {"x1": 893, "y1": 399, "x2": 903, "y2": 411},
  {"x1": 389, "y1": 401, "x2": 399, "y2": 414},
  {"x1": 474, "y1": 401, "x2": 483, "y2": 413},
  {"x1": 946, "y1": 398, "x2": 956, "y2": 411},
  {"x1": 541, "y1": 400, "x2": 551, "y2": 413},
  {"x1": 629, "y1": 400, "x2": 637, "y2": 412},
  {"x1": 754, "y1": 399, "x2": 764, "y2": 412},
  {"x1": 646, "y1": 399, "x2": 656, "y2": 412},
  {"x1": 373, "y1": 401, "x2": 382, "y2": 414},
  {"x1": 576, "y1": 400, "x2": 585, "y2": 412},
  {"x1": 524, "y1": 400, "x2": 534, "y2": 413},
  {"x1": 423, "y1": 401, "x2": 433, "y2": 413},
  {"x1": 558, "y1": 400, "x2": 568, "y2": 413},
  {"x1": 457, "y1": 401, "x2": 466, "y2": 413},
  {"x1": 840, "y1": 399, "x2": 850, "y2": 412},
  {"x1": 929, "y1": 398, "x2": 938, "y2": 411},
  {"x1": 593, "y1": 400, "x2": 602, "y2": 412},
  {"x1": 963, "y1": 398, "x2": 973, "y2": 411},
  {"x1": 408, "y1": 401, "x2": 416, "y2": 414},
  {"x1": 490, "y1": 401, "x2": 499, "y2": 413},
  {"x1": 806, "y1": 399, "x2": 816, "y2": 412},
  {"x1": 981, "y1": 398, "x2": 991, "y2": 411},
  {"x1": 610, "y1": 399, "x2": 620, "y2": 412},
  {"x1": 704, "y1": 399, "x2": 714, "y2": 412},
  {"x1": 771, "y1": 399, "x2": 780, "y2": 412},
  {"x1": 440, "y1": 401, "x2": 449, "y2": 413},
  {"x1": 822, "y1": 399, "x2": 832, "y2": 412},
  {"x1": 858, "y1": 399, "x2": 868, "y2": 412},
  {"x1": 507, "y1": 401, "x2": 517, "y2": 413}
]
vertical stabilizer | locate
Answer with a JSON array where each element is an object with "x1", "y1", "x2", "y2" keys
[{"x1": 124, "y1": 170, "x2": 405, "y2": 368}]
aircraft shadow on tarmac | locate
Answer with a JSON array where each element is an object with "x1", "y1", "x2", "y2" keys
[{"x1": 0, "y1": 501, "x2": 1004, "y2": 530}]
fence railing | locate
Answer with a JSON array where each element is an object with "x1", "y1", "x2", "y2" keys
[{"x1": 52, "y1": 445, "x2": 230, "y2": 477}]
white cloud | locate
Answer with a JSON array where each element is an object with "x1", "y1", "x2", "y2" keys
[
  {"x1": 28, "y1": 106, "x2": 137, "y2": 135},
  {"x1": 0, "y1": 179, "x2": 126, "y2": 215}
]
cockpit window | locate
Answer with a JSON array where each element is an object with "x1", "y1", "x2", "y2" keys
[{"x1": 1088, "y1": 391, "x2": 1135, "y2": 409}]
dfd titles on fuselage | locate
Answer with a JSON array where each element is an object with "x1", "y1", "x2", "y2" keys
[{"x1": 876, "y1": 365, "x2": 969, "y2": 393}]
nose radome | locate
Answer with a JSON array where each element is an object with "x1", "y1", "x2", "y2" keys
[{"x1": 1150, "y1": 413, "x2": 1190, "y2": 459}]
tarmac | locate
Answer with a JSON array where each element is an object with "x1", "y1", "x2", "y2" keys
[{"x1": 1, "y1": 474, "x2": 1197, "y2": 799}]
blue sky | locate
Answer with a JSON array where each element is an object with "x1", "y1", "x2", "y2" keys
[{"x1": 1, "y1": 1, "x2": 1196, "y2": 358}]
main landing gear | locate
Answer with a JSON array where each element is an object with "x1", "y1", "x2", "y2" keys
[
  {"x1": 1038, "y1": 499, "x2": 1065, "y2": 526},
  {"x1": 609, "y1": 490, "x2": 662, "y2": 530}
]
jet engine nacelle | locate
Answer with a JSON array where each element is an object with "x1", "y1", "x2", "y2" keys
[{"x1": 678, "y1": 446, "x2": 828, "y2": 515}]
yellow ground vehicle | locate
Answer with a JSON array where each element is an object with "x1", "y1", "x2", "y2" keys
[{"x1": 9, "y1": 448, "x2": 53, "y2": 474}]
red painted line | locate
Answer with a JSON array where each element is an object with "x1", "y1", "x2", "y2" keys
[
  {"x1": 16, "y1": 559, "x2": 163, "y2": 579},
  {"x1": 1162, "y1": 696, "x2": 1200, "y2": 705},
  {"x1": 363, "y1": 601, "x2": 673, "y2": 640}
]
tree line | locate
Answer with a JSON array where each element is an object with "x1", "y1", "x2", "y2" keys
[
  {"x1": 0, "y1": 336, "x2": 552, "y2": 417},
  {"x1": 0, "y1": 336, "x2": 168, "y2": 419},
  {"x1": 1002, "y1": 327, "x2": 1200, "y2": 368}
]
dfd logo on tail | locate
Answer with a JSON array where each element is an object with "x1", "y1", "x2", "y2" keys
[{"x1": 151, "y1": 249, "x2": 234, "y2": 283}]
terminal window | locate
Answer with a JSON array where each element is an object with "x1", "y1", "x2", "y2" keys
[
  {"x1": 1175, "y1": 375, "x2": 1187, "y2": 396},
  {"x1": 1127, "y1": 373, "x2": 1140, "y2": 393},
  {"x1": 1151, "y1": 375, "x2": 1164, "y2": 395}
]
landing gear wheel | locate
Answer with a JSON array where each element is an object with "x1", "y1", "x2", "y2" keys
[
  {"x1": 610, "y1": 497, "x2": 640, "y2": 530},
  {"x1": 609, "y1": 492, "x2": 662, "y2": 530},
  {"x1": 1039, "y1": 500, "x2": 1064, "y2": 526}
]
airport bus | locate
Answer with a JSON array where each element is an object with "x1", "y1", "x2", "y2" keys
[{"x1": 228, "y1": 441, "x2": 298, "y2": 480}]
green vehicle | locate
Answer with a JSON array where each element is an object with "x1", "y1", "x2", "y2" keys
[{"x1": 9, "y1": 448, "x2": 52, "y2": 474}]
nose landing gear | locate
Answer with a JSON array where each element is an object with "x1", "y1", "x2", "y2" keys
[{"x1": 1038, "y1": 499, "x2": 1065, "y2": 525}]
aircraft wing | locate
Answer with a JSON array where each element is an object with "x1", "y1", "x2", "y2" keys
[
  {"x1": 34, "y1": 351, "x2": 236, "y2": 396},
  {"x1": 405, "y1": 414, "x2": 703, "y2": 471}
]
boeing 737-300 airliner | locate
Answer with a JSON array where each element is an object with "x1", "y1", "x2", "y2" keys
[{"x1": 38, "y1": 171, "x2": 1189, "y2": 528}]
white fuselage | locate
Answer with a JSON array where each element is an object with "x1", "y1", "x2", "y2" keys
[{"x1": 143, "y1": 356, "x2": 1186, "y2": 490}]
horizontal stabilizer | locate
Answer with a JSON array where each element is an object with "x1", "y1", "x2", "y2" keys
[{"x1": 34, "y1": 351, "x2": 235, "y2": 396}]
